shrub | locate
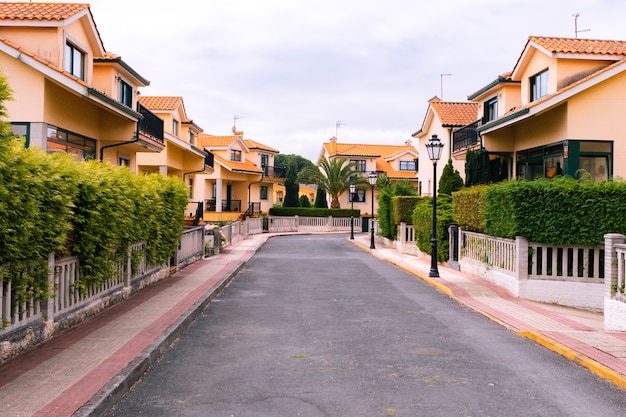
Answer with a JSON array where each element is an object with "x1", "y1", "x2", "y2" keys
[
  {"x1": 412, "y1": 195, "x2": 454, "y2": 262},
  {"x1": 269, "y1": 207, "x2": 359, "y2": 217},
  {"x1": 392, "y1": 196, "x2": 424, "y2": 225},
  {"x1": 452, "y1": 185, "x2": 487, "y2": 233},
  {"x1": 439, "y1": 159, "x2": 464, "y2": 196}
]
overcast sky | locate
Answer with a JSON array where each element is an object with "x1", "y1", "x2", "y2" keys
[{"x1": 81, "y1": 0, "x2": 626, "y2": 162}]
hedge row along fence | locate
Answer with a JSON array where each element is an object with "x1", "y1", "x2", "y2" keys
[
  {"x1": 452, "y1": 178, "x2": 626, "y2": 246},
  {"x1": 0, "y1": 138, "x2": 188, "y2": 304},
  {"x1": 269, "y1": 207, "x2": 361, "y2": 217}
]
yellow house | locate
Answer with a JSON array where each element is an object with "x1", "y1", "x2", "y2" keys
[
  {"x1": 0, "y1": 2, "x2": 165, "y2": 168},
  {"x1": 412, "y1": 97, "x2": 479, "y2": 195},
  {"x1": 453, "y1": 36, "x2": 626, "y2": 181},
  {"x1": 195, "y1": 131, "x2": 285, "y2": 222},
  {"x1": 320, "y1": 137, "x2": 419, "y2": 215},
  {"x1": 273, "y1": 183, "x2": 317, "y2": 206}
]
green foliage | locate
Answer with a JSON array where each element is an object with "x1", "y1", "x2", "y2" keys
[
  {"x1": 452, "y1": 185, "x2": 488, "y2": 233},
  {"x1": 465, "y1": 149, "x2": 507, "y2": 186},
  {"x1": 392, "y1": 196, "x2": 425, "y2": 225},
  {"x1": 412, "y1": 195, "x2": 454, "y2": 262},
  {"x1": 299, "y1": 194, "x2": 311, "y2": 207},
  {"x1": 269, "y1": 207, "x2": 360, "y2": 217},
  {"x1": 314, "y1": 185, "x2": 328, "y2": 208},
  {"x1": 0, "y1": 138, "x2": 188, "y2": 300},
  {"x1": 0, "y1": 72, "x2": 13, "y2": 137},
  {"x1": 283, "y1": 161, "x2": 300, "y2": 207},
  {"x1": 438, "y1": 159, "x2": 464, "y2": 196},
  {"x1": 300, "y1": 156, "x2": 361, "y2": 208},
  {"x1": 377, "y1": 180, "x2": 417, "y2": 239},
  {"x1": 484, "y1": 177, "x2": 626, "y2": 245},
  {"x1": 274, "y1": 154, "x2": 315, "y2": 173}
]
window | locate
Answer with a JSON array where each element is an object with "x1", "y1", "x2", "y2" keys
[
  {"x1": 118, "y1": 154, "x2": 131, "y2": 167},
  {"x1": 349, "y1": 189, "x2": 366, "y2": 202},
  {"x1": 188, "y1": 178, "x2": 194, "y2": 199},
  {"x1": 188, "y1": 131, "x2": 196, "y2": 145},
  {"x1": 64, "y1": 42, "x2": 84, "y2": 80},
  {"x1": 231, "y1": 149, "x2": 242, "y2": 161},
  {"x1": 351, "y1": 159, "x2": 366, "y2": 172},
  {"x1": 530, "y1": 69, "x2": 548, "y2": 101},
  {"x1": 484, "y1": 96, "x2": 498, "y2": 122},
  {"x1": 399, "y1": 160, "x2": 417, "y2": 171},
  {"x1": 172, "y1": 120, "x2": 180, "y2": 136},
  {"x1": 260, "y1": 186, "x2": 268, "y2": 200},
  {"x1": 119, "y1": 79, "x2": 132, "y2": 107},
  {"x1": 10, "y1": 123, "x2": 30, "y2": 146},
  {"x1": 46, "y1": 125, "x2": 96, "y2": 161}
]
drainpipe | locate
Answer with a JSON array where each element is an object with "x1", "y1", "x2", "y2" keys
[
  {"x1": 247, "y1": 173, "x2": 265, "y2": 216},
  {"x1": 99, "y1": 123, "x2": 140, "y2": 162}
]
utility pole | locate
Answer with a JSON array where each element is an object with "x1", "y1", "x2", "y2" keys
[{"x1": 440, "y1": 73, "x2": 452, "y2": 100}]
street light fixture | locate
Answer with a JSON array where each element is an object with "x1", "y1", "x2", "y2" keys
[
  {"x1": 368, "y1": 171, "x2": 378, "y2": 249},
  {"x1": 425, "y1": 134, "x2": 444, "y2": 278},
  {"x1": 349, "y1": 183, "x2": 356, "y2": 240}
]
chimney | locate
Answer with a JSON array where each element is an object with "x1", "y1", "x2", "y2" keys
[{"x1": 330, "y1": 136, "x2": 337, "y2": 154}]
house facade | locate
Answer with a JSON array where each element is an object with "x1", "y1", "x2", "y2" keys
[
  {"x1": 320, "y1": 137, "x2": 419, "y2": 215},
  {"x1": 0, "y1": 2, "x2": 165, "y2": 169},
  {"x1": 412, "y1": 97, "x2": 478, "y2": 195},
  {"x1": 452, "y1": 36, "x2": 626, "y2": 182},
  {"x1": 195, "y1": 131, "x2": 285, "y2": 222}
]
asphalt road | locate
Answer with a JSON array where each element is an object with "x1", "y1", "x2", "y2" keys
[{"x1": 107, "y1": 234, "x2": 626, "y2": 417}]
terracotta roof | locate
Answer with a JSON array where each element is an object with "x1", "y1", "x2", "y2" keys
[
  {"x1": 213, "y1": 153, "x2": 263, "y2": 174},
  {"x1": 138, "y1": 96, "x2": 183, "y2": 112},
  {"x1": 530, "y1": 36, "x2": 626, "y2": 56},
  {"x1": 244, "y1": 139, "x2": 279, "y2": 153},
  {"x1": 0, "y1": 2, "x2": 88, "y2": 21},
  {"x1": 429, "y1": 100, "x2": 479, "y2": 126},
  {"x1": 196, "y1": 134, "x2": 239, "y2": 148}
]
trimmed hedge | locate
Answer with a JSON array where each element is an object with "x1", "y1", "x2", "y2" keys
[
  {"x1": 452, "y1": 185, "x2": 487, "y2": 233},
  {"x1": 412, "y1": 195, "x2": 455, "y2": 262},
  {"x1": 0, "y1": 137, "x2": 188, "y2": 299},
  {"x1": 393, "y1": 196, "x2": 424, "y2": 225},
  {"x1": 269, "y1": 207, "x2": 360, "y2": 217},
  {"x1": 485, "y1": 178, "x2": 626, "y2": 245}
]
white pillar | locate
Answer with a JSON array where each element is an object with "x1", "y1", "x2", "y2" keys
[{"x1": 216, "y1": 178, "x2": 223, "y2": 212}]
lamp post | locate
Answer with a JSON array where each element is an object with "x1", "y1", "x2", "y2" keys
[
  {"x1": 349, "y1": 183, "x2": 356, "y2": 240},
  {"x1": 368, "y1": 171, "x2": 378, "y2": 249},
  {"x1": 425, "y1": 134, "x2": 444, "y2": 277}
]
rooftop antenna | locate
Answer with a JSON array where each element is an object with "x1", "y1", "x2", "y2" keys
[
  {"x1": 440, "y1": 73, "x2": 452, "y2": 100},
  {"x1": 335, "y1": 120, "x2": 344, "y2": 139},
  {"x1": 232, "y1": 114, "x2": 243, "y2": 134},
  {"x1": 573, "y1": 13, "x2": 590, "y2": 38}
]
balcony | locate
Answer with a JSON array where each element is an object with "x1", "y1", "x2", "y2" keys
[
  {"x1": 205, "y1": 199, "x2": 242, "y2": 212},
  {"x1": 452, "y1": 119, "x2": 481, "y2": 153},
  {"x1": 263, "y1": 165, "x2": 286, "y2": 179},
  {"x1": 137, "y1": 103, "x2": 164, "y2": 149}
]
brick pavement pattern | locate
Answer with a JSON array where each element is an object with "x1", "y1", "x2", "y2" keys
[{"x1": 0, "y1": 232, "x2": 623, "y2": 417}]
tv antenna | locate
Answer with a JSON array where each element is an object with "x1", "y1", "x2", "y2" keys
[
  {"x1": 232, "y1": 114, "x2": 244, "y2": 134},
  {"x1": 335, "y1": 120, "x2": 345, "y2": 139},
  {"x1": 440, "y1": 73, "x2": 452, "y2": 100},
  {"x1": 573, "y1": 13, "x2": 590, "y2": 38}
]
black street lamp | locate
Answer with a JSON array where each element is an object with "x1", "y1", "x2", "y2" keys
[
  {"x1": 349, "y1": 183, "x2": 356, "y2": 240},
  {"x1": 368, "y1": 171, "x2": 378, "y2": 249},
  {"x1": 425, "y1": 134, "x2": 444, "y2": 278}
]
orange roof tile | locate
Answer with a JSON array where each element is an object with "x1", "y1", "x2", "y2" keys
[
  {"x1": 530, "y1": 36, "x2": 626, "y2": 56},
  {"x1": 244, "y1": 139, "x2": 279, "y2": 153},
  {"x1": 429, "y1": 100, "x2": 479, "y2": 126},
  {"x1": 139, "y1": 96, "x2": 183, "y2": 112},
  {"x1": 196, "y1": 134, "x2": 237, "y2": 148},
  {"x1": 0, "y1": 2, "x2": 89, "y2": 21},
  {"x1": 213, "y1": 153, "x2": 263, "y2": 174}
]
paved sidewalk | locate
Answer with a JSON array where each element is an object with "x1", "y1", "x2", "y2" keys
[
  {"x1": 350, "y1": 234, "x2": 626, "y2": 390},
  {"x1": 0, "y1": 232, "x2": 624, "y2": 417}
]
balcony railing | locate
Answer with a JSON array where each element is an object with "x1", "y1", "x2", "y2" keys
[
  {"x1": 452, "y1": 119, "x2": 481, "y2": 153},
  {"x1": 204, "y1": 199, "x2": 242, "y2": 212},
  {"x1": 137, "y1": 103, "x2": 164, "y2": 144},
  {"x1": 263, "y1": 165, "x2": 286, "y2": 178}
]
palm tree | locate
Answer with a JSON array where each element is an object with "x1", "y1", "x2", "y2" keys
[{"x1": 300, "y1": 156, "x2": 365, "y2": 208}]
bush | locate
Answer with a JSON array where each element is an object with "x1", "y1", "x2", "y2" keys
[
  {"x1": 439, "y1": 159, "x2": 464, "y2": 196},
  {"x1": 299, "y1": 195, "x2": 311, "y2": 207},
  {"x1": 378, "y1": 180, "x2": 417, "y2": 239},
  {"x1": 269, "y1": 207, "x2": 359, "y2": 217},
  {"x1": 412, "y1": 195, "x2": 454, "y2": 262},
  {"x1": 392, "y1": 196, "x2": 424, "y2": 225},
  {"x1": 452, "y1": 185, "x2": 487, "y2": 233}
]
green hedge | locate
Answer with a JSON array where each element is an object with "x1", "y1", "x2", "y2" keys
[
  {"x1": 452, "y1": 185, "x2": 487, "y2": 233},
  {"x1": 485, "y1": 178, "x2": 626, "y2": 245},
  {"x1": 269, "y1": 207, "x2": 360, "y2": 217},
  {"x1": 393, "y1": 196, "x2": 424, "y2": 225},
  {"x1": 0, "y1": 137, "x2": 188, "y2": 299},
  {"x1": 412, "y1": 195, "x2": 455, "y2": 262}
]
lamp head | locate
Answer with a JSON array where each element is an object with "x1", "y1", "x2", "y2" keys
[
  {"x1": 349, "y1": 184, "x2": 356, "y2": 193},
  {"x1": 368, "y1": 171, "x2": 378, "y2": 186},
  {"x1": 426, "y1": 134, "x2": 444, "y2": 162}
]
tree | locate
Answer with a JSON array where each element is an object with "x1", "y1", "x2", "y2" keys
[
  {"x1": 299, "y1": 194, "x2": 311, "y2": 207},
  {"x1": 274, "y1": 154, "x2": 315, "y2": 173},
  {"x1": 0, "y1": 70, "x2": 14, "y2": 137},
  {"x1": 300, "y1": 156, "x2": 360, "y2": 208},
  {"x1": 283, "y1": 161, "x2": 300, "y2": 207},
  {"x1": 439, "y1": 159, "x2": 464, "y2": 196},
  {"x1": 314, "y1": 185, "x2": 328, "y2": 208}
]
